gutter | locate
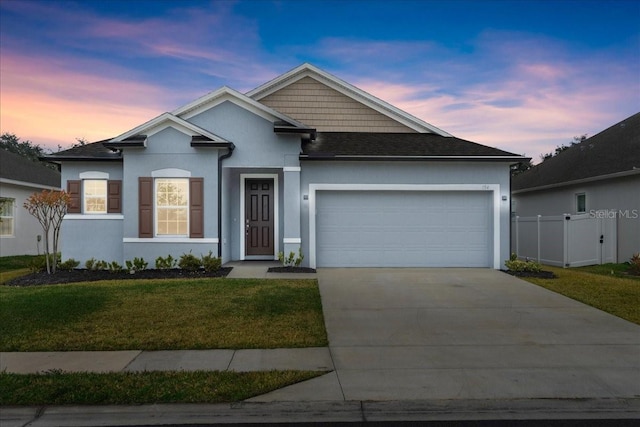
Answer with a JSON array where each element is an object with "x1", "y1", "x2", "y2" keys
[
  {"x1": 300, "y1": 155, "x2": 528, "y2": 162},
  {"x1": 218, "y1": 143, "x2": 235, "y2": 257}
]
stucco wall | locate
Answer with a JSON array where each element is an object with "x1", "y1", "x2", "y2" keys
[{"x1": 0, "y1": 182, "x2": 57, "y2": 256}]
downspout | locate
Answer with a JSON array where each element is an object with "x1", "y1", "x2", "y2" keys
[{"x1": 218, "y1": 143, "x2": 235, "y2": 258}]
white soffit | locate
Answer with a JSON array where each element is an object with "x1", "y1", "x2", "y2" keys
[{"x1": 246, "y1": 63, "x2": 453, "y2": 136}]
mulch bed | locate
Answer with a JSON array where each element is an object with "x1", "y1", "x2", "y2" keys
[
  {"x1": 5, "y1": 268, "x2": 232, "y2": 287},
  {"x1": 267, "y1": 267, "x2": 317, "y2": 274},
  {"x1": 503, "y1": 269, "x2": 556, "y2": 279}
]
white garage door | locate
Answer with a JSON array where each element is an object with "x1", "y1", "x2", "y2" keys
[{"x1": 316, "y1": 191, "x2": 492, "y2": 267}]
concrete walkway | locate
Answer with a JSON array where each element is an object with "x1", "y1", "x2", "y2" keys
[{"x1": 224, "y1": 260, "x2": 318, "y2": 279}]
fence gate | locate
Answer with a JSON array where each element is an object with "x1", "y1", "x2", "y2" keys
[{"x1": 512, "y1": 213, "x2": 617, "y2": 267}]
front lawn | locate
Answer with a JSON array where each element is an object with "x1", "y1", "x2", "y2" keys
[
  {"x1": 0, "y1": 278, "x2": 328, "y2": 351},
  {"x1": 0, "y1": 370, "x2": 324, "y2": 405},
  {"x1": 519, "y1": 265, "x2": 640, "y2": 325}
]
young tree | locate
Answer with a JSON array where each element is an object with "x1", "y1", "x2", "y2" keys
[{"x1": 23, "y1": 190, "x2": 70, "y2": 274}]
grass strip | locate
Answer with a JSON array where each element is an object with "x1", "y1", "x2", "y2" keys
[
  {"x1": 520, "y1": 265, "x2": 640, "y2": 324},
  {"x1": 0, "y1": 370, "x2": 325, "y2": 405},
  {"x1": 0, "y1": 278, "x2": 328, "y2": 351}
]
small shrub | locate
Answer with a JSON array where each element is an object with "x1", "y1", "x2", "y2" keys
[
  {"x1": 58, "y1": 258, "x2": 80, "y2": 271},
  {"x1": 278, "y1": 248, "x2": 304, "y2": 267},
  {"x1": 179, "y1": 252, "x2": 201, "y2": 271},
  {"x1": 201, "y1": 251, "x2": 221, "y2": 272},
  {"x1": 505, "y1": 253, "x2": 542, "y2": 273},
  {"x1": 85, "y1": 258, "x2": 97, "y2": 270},
  {"x1": 155, "y1": 255, "x2": 177, "y2": 270},
  {"x1": 629, "y1": 253, "x2": 640, "y2": 275},
  {"x1": 125, "y1": 257, "x2": 148, "y2": 272},
  {"x1": 108, "y1": 261, "x2": 123, "y2": 273},
  {"x1": 95, "y1": 260, "x2": 108, "y2": 270}
]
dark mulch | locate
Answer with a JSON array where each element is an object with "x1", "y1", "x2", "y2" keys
[
  {"x1": 267, "y1": 266, "x2": 317, "y2": 274},
  {"x1": 502, "y1": 269, "x2": 556, "y2": 279},
  {"x1": 5, "y1": 268, "x2": 232, "y2": 287}
]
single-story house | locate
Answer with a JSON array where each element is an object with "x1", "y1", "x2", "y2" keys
[
  {"x1": 511, "y1": 112, "x2": 640, "y2": 263},
  {"x1": 46, "y1": 63, "x2": 525, "y2": 269},
  {"x1": 0, "y1": 149, "x2": 61, "y2": 256}
]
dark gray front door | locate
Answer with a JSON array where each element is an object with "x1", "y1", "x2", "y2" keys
[{"x1": 245, "y1": 179, "x2": 274, "y2": 256}]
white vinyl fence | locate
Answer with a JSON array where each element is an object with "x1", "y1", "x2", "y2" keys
[{"x1": 511, "y1": 213, "x2": 617, "y2": 267}]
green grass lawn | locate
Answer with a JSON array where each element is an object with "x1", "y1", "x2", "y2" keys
[
  {"x1": 519, "y1": 265, "x2": 640, "y2": 324},
  {"x1": 0, "y1": 278, "x2": 328, "y2": 351},
  {"x1": 0, "y1": 255, "x2": 38, "y2": 285},
  {"x1": 0, "y1": 370, "x2": 325, "y2": 405}
]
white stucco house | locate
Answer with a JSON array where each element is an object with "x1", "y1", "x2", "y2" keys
[
  {"x1": 45, "y1": 64, "x2": 525, "y2": 269},
  {"x1": 512, "y1": 112, "x2": 640, "y2": 263},
  {"x1": 0, "y1": 149, "x2": 61, "y2": 256}
]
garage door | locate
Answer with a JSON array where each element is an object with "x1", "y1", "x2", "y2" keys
[{"x1": 316, "y1": 191, "x2": 492, "y2": 267}]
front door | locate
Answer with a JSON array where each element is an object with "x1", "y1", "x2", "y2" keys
[{"x1": 245, "y1": 179, "x2": 274, "y2": 256}]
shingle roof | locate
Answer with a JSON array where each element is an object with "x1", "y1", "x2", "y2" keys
[
  {"x1": 0, "y1": 149, "x2": 61, "y2": 187},
  {"x1": 43, "y1": 140, "x2": 122, "y2": 161},
  {"x1": 301, "y1": 132, "x2": 523, "y2": 160},
  {"x1": 512, "y1": 112, "x2": 640, "y2": 192}
]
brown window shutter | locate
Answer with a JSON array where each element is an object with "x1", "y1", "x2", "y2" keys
[
  {"x1": 67, "y1": 180, "x2": 81, "y2": 213},
  {"x1": 189, "y1": 177, "x2": 204, "y2": 238},
  {"x1": 107, "y1": 180, "x2": 122, "y2": 213},
  {"x1": 138, "y1": 177, "x2": 153, "y2": 238}
]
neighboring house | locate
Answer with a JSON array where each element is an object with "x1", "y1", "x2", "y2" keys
[
  {"x1": 45, "y1": 64, "x2": 524, "y2": 269},
  {"x1": 512, "y1": 112, "x2": 640, "y2": 263},
  {"x1": 0, "y1": 149, "x2": 61, "y2": 256}
]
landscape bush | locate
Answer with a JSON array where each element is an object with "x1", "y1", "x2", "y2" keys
[
  {"x1": 630, "y1": 253, "x2": 640, "y2": 275},
  {"x1": 155, "y1": 255, "x2": 177, "y2": 270},
  {"x1": 178, "y1": 252, "x2": 201, "y2": 271},
  {"x1": 201, "y1": 251, "x2": 221, "y2": 272},
  {"x1": 505, "y1": 253, "x2": 542, "y2": 273},
  {"x1": 58, "y1": 259, "x2": 80, "y2": 271}
]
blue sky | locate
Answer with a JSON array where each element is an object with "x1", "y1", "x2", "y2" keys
[{"x1": 1, "y1": 0, "x2": 638, "y2": 160}]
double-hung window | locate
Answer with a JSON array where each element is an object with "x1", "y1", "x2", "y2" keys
[
  {"x1": 0, "y1": 198, "x2": 15, "y2": 237},
  {"x1": 67, "y1": 177, "x2": 121, "y2": 214},
  {"x1": 155, "y1": 178, "x2": 189, "y2": 236},
  {"x1": 83, "y1": 180, "x2": 107, "y2": 214}
]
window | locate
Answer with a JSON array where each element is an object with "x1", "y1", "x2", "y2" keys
[
  {"x1": 576, "y1": 193, "x2": 586, "y2": 213},
  {"x1": 138, "y1": 176, "x2": 203, "y2": 238},
  {"x1": 0, "y1": 198, "x2": 14, "y2": 236},
  {"x1": 84, "y1": 180, "x2": 107, "y2": 213},
  {"x1": 67, "y1": 179, "x2": 121, "y2": 214},
  {"x1": 156, "y1": 178, "x2": 189, "y2": 236}
]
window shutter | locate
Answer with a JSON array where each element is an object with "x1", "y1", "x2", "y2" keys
[
  {"x1": 138, "y1": 177, "x2": 153, "y2": 238},
  {"x1": 67, "y1": 180, "x2": 81, "y2": 213},
  {"x1": 107, "y1": 180, "x2": 122, "y2": 213},
  {"x1": 189, "y1": 177, "x2": 204, "y2": 238}
]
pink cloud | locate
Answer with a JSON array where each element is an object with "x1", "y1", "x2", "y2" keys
[{"x1": 0, "y1": 53, "x2": 172, "y2": 151}]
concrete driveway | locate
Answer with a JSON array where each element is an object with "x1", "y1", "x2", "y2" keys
[{"x1": 252, "y1": 268, "x2": 640, "y2": 402}]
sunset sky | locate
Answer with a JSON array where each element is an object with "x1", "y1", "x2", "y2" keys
[{"x1": 1, "y1": 0, "x2": 638, "y2": 161}]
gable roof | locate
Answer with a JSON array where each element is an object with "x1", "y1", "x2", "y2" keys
[
  {"x1": 247, "y1": 63, "x2": 452, "y2": 136},
  {"x1": 172, "y1": 86, "x2": 310, "y2": 130},
  {"x1": 109, "y1": 112, "x2": 230, "y2": 144},
  {"x1": 512, "y1": 112, "x2": 640, "y2": 192},
  {"x1": 301, "y1": 133, "x2": 524, "y2": 161},
  {"x1": 0, "y1": 149, "x2": 61, "y2": 188}
]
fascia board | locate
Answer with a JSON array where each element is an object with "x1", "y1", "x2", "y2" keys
[
  {"x1": 0, "y1": 178, "x2": 60, "y2": 190},
  {"x1": 247, "y1": 63, "x2": 453, "y2": 136}
]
